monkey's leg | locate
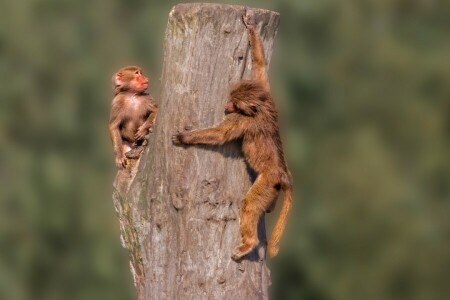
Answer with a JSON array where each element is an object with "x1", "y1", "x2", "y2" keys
[
  {"x1": 124, "y1": 141, "x2": 144, "y2": 160},
  {"x1": 232, "y1": 175, "x2": 278, "y2": 260}
]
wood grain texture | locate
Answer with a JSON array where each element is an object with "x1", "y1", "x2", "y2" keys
[{"x1": 113, "y1": 3, "x2": 280, "y2": 299}]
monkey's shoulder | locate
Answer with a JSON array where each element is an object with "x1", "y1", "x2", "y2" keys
[
  {"x1": 111, "y1": 94, "x2": 125, "y2": 105},
  {"x1": 137, "y1": 94, "x2": 158, "y2": 109}
]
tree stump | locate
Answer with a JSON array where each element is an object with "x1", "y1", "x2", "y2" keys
[{"x1": 112, "y1": 3, "x2": 280, "y2": 299}]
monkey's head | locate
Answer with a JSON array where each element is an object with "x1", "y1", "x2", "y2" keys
[
  {"x1": 226, "y1": 81, "x2": 268, "y2": 116},
  {"x1": 113, "y1": 66, "x2": 149, "y2": 94}
]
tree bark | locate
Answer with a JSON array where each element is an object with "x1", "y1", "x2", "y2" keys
[{"x1": 112, "y1": 3, "x2": 280, "y2": 300}]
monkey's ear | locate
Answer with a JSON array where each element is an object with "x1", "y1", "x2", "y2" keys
[{"x1": 114, "y1": 73, "x2": 124, "y2": 86}]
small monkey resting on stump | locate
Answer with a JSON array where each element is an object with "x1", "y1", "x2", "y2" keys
[
  {"x1": 173, "y1": 9, "x2": 293, "y2": 260},
  {"x1": 109, "y1": 66, "x2": 158, "y2": 168}
]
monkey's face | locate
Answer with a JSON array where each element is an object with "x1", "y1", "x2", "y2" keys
[
  {"x1": 113, "y1": 66, "x2": 149, "y2": 93},
  {"x1": 225, "y1": 100, "x2": 237, "y2": 114},
  {"x1": 131, "y1": 69, "x2": 149, "y2": 92}
]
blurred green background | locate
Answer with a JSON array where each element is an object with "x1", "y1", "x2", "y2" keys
[{"x1": 0, "y1": 0, "x2": 449, "y2": 299}]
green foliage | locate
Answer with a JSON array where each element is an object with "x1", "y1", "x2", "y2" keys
[{"x1": 0, "y1": 0, "x2": 449, "y2": 299}]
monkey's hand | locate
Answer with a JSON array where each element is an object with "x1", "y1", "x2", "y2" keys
[
  {"x1": 135, "y1": 125, "x2": 150, "y2": 141},
  {"x1": 115, "y1": 152, "x2": 127, "y2": 169},
  {"x1": 243, "y1": 8, "x2": 257, "y2": 29},
  {"x1": 172, "y1": 133, "x2": 184, "y2": 145}
]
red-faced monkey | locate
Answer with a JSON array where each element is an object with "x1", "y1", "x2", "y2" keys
[
  {"x1": 173, "y1": 10, "x2": 292, "y2": 260},
  {"x1": 109, "y1": 66, "x2": 158, "y2": 168}
]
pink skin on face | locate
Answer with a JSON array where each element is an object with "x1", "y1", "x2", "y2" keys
[
  {"x1": 138, "y1": 74, "x2": 149, "y2": 86},
  {"x1": 134, "y1": 74, "x2": 149, "y2": 92},
  {"x1": 225, "y1": 101, "x2": 236, "y2": 113}
]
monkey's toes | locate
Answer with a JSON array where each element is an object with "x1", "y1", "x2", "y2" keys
[
  {"x1": 231, "y1": 243, "x2": 254, "y2": 261},
  {"x1": 231, "y1": 250, "x2": 244, "y2": 261}
]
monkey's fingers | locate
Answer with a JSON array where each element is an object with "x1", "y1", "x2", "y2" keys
[
  {"x1": 135, "y1": 128, "x2": 146, "y2": 140},
  {"x1": 171, "y1": 134, "x2": 182, "y2": 145},
  {"x1": 115, "y1": 155, "x2": 127, "y2": 169},
  {"x1": 243, "y1": 7, "x2": 256, "y2": 28},
  {"x1": 135, "y1": 132, "x2": 145, "y2": 140},
  {"x1": 171, "y1": 135, "x2": 180, "y2": 145}
]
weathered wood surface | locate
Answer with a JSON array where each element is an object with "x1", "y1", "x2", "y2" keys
[{"x1": 112, "y1": 3, "x2": 280, "y2": 299}]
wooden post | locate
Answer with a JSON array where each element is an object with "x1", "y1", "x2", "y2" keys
[{"x1": 113, "y1": 4, "x2": 280, "y2": 299}]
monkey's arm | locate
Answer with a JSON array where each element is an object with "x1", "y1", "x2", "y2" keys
[
  {"x1": 135, "y1": 100, "x2": 158, "y2": 140},
  {"x1": 109, "y1": 100, "x2": 126, "y2": 168},
  {"x1": 109, "y1": 120, "x2": 122, "y2": 154},
  {"x1": 146, "y1": 101, "x2": 158, "y2": 128},
  {"x1": 243, "y1": 9, "x2": 268, "y2": 89},
  {"x1": 173, "y1": 115, "x2": 245, "y2": 146}
]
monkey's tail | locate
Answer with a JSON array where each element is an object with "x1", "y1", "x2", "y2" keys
[{"x1": 267, "y1": 187, "x2": 293, "y2": 257}]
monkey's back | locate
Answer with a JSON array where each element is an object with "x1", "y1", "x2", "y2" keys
[{"x1": 242, "y1": 109, "x2": 289, "y2": 183}]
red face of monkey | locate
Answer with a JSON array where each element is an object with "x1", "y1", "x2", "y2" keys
[
  {"x1": 131, "y1": 69, "x2": 149, "y2": 92},
  {"x1": 113, "y1": 66, "x2": 149, "y2": 93},
  {"x1": 225, "y1": 100, "x2": 236, "y2": 113}
]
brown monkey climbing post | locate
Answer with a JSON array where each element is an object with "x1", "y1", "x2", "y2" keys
[{"x1": 112, "y1": 4, "x2": 280, "y2": 300}]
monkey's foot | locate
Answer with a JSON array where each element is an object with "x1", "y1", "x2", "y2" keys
[
  {"x1": 125, "y1": 146, "x2": 144, "y2": 159},
  {"x1": 243, "y1": 7, "x2": 256, "y2": 28},
  {"x1": 231, "y1": 242, "x2": 257, "y2": 261}
]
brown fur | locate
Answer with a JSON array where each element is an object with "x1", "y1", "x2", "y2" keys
[
  {"x1": 109, "y1": 66, "x2": 158, "y2": 168},
  {"x1": 172, "y1": 10, "x2": 292, "y2": 259}
]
